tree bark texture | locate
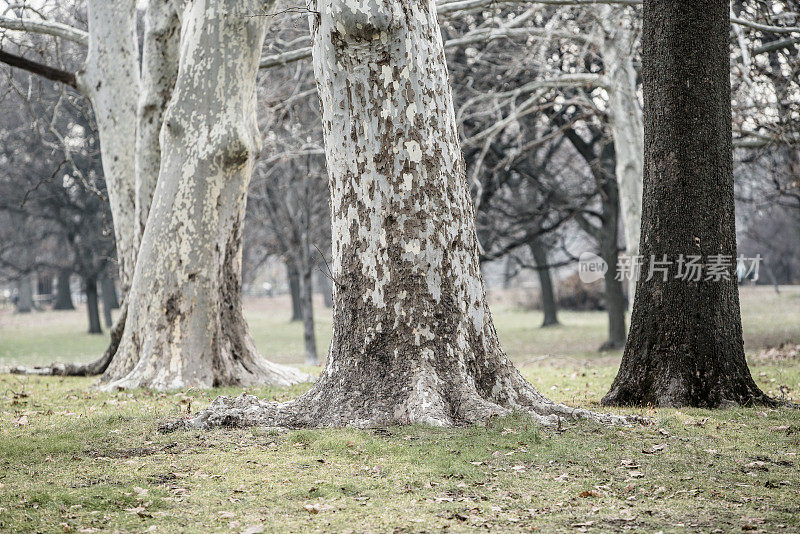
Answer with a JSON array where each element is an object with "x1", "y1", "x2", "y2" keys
[
  {"x1": 602, "y1": 0, "x2": 769, "y2": 407},
  {"x1": 53, "y1": 270, "x2": 75, "y2": 310},
  {"x1": 101, "y1": 0, "x2": 309, "y2": 389},
  {"x1": 528, "y1": 240, "x2": 559, "y2": 327},
  {"x1": 185, "y1": 0, "x2": 629, "y2": 429}
]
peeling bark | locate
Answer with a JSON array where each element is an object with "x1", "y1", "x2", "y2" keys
[
  {"x1": 184, "y1": 0, "x2": 632, "y2": 429},
  {"x1": 134, "y1": 0, "x2": 183, "y2": 249},
  {"x1": 100, "y1": 0, "x2": 309, "y2": 390}
]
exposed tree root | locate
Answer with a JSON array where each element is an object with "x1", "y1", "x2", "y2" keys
[
  {"x1": 162, "y1": 366, "x2": 642, "y2": 432},
  {"x1": 10, "y1": 302, "x2": 127, "y2": 377}
]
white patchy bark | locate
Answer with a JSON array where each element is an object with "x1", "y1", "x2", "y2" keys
[
  {"x1": 76, "y1": 0, "x2": 139, "y2": 297},
  {"x1": 102, "y1": 0, "x2": 309, "y2": 389},
  {"x1": 599, "y1": 7, "x2": 643, "y2": 308},
  {"x1": 134, "y1": 0, "x2": 184, "y2": 249},
  {"x1": 184, "y1": 0, "x2": 632, "y2": 429}
]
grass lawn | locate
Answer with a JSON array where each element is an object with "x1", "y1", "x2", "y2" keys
[{"x1": 0, "y1": 286, "x2": 799, "y2": 532}]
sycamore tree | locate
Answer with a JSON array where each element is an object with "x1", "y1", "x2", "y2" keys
[
  {"x1": 1, "y1": 0, "x2": 307, "y2": 387},
  {"x1": 182, "y1": 0, "x2": 630, "y2": 429}
]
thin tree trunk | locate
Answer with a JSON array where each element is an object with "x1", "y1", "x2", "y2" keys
[
  {"x1": 100, "y1": 275, "x2": 119, "y2": 310},
  {"x1": 53, "y1": 269, "x2": 75, "y2": 310},
  {"x1": 317, "y1": 268, "x2": 333, "y2": 308},
  {"x1": 528, "y1": 240, "x2": 559, "y2": 327},
  {"x1": 597, "y1": 143, "x2": 627, "y2": 350},
  {"x1": 85, "y1": 276, "x2": 102, "y2": 334},
  {"x1": 101, "y1": 0, "x2": 308, "y2": 389},
  {"x1": 287, "y1": 262, "x2": 303, "y2": 321},
  {"x1": 602, "y1": 0, "x2": 769, "y2": 407},
  {"x1": 299, "y1": 260, "x2": 318, "y2": 365},
  {"x1": 599, "y1": 6, "x2": 644, "y2": 310},
  {"x1": 16, "y1": 276, "x2": 33, "y2": 313},
  {"x1": 185, "y1": 0, "x2": 628, "y2": 430},
  {"x1": 100, "y1": 276, "x2": 114, "y2": 327}
]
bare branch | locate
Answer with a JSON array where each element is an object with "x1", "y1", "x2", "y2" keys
[
  {"x1": 0, "y1": 48, "x2": 77, "y2": 88},
  {"x1": 0, "y1": 16, "x2": 88, "y2": 46}
]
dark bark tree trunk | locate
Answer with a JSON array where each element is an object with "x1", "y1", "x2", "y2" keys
[
  {"x1": 299, "y1": 261, "x2": 318, "y2": 365},
  {"x1": 100, "y1": 276, "x2": 114, "y2": 328},
  {"x1": 53, "y1": 270, "x2": 75, "y2": 310},
  {"x1": 287, "y1": 262, "x2": 303, "y2": 322},
  {"x1": 84, "y1": 276, "x2": 103, "y2": 334},
  {"x1": 528, "y1": 240, "x2": 559, "y2": 327},
  {"x1": 597, "y1": 143, "x2": 627, "y2": 351},
  {"x1": 602, "y1": 0, "x2": 769, "y2": 407},
  {"x1": 182, "y1": 0, "x2": 628, "y2": 430},
  {"x1": 101, "y1": 275, "x2": 119, "y2": 309},
  {"x1": 15, "y1": 276, "x2": 33, "y2": 313}
]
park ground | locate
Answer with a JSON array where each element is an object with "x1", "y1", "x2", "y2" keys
[{"x1": 0, "y1": 286, "x2": 798, "y2": 533}]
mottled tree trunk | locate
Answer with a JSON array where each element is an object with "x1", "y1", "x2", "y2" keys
[
  {"x1": 15, "y1": 276, "x2": 33, "y2": 314},
  {"x1": 134, "y1": 0, "x2": 182, "y2": 249},
  {"x1": 100, "y1": 0, "x2": 308, "y2": 389},
  {"x1": 602, "y1": 0, "x2": 769, "y2": 407},
  {"x1": 85, "y1": 276, "x2": 102, "y2": 334},
  {"x1": 599, "y1": 7, "x2": 644, "y2": 309},
  {"x1": 76, "y1": 0, "x2": 139, "y2": 297},
  {"x1": 528, "y1": 240, "x2": 559, "y2": 327},
  {"x1": 53, "y1": 270, "x2": 75, "y2": 310},
  {"x1": 287, "y1": 262, "x2": 303, "y2": 321},
  {"x1": 185, "y1": 0, "x2": 627, "y2": 429}
]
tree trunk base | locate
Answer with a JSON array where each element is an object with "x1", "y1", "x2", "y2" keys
[
  {"x1": 168, "y1": 363, "x2": 638, "y2": 431},
  {"x1": 601, "y1": 358, "x2": 775, "y2": 408}
]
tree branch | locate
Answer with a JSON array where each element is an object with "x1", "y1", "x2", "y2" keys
[
  {"x1": 0, "y1": 16, "x2": 88, "y2": 46},
  {"x1": 0, "y1": 49, "x2": 77, "y2": 88}
]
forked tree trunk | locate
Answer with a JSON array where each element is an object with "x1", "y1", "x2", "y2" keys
[
  {"x1": 76, "y1": 0, "x2": 139, "y2": 297},
  {"x1": 100, "y1": 0, "x2": 308, "y2": 389},
  {"x1": 16, "y1": 276, "x2": 33, "y2": 313},
  {"x1": 54, "y1": 270, "x2": 75, "y2": 310},
  {"x1": 599, "y1": 6, "x2": 644, "y2": 309},
  {"x1": 529, "y1": 240, "x2": 559, "y2": 327},
  {"x1": 85, "y1": 276, "x2": 103, "y2": 334},
  {"x1": 184, "y1": 0, "x2": 628, "y2": 429},
  {"x1": 602, "y1": 0, "x2": 769, "y2": 407}
]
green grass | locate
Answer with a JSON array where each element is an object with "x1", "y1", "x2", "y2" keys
[{"x1": 0, "y1": 286, "x2": 799, "y2": 532}]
